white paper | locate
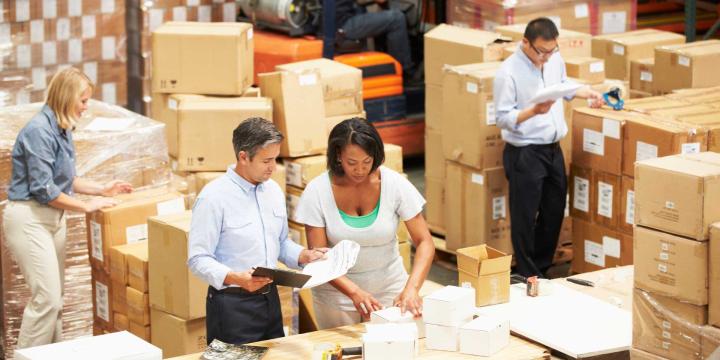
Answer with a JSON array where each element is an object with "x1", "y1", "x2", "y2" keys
[
  {"x1": 678, "y1": 56, "x2": 690, "y2": 67},
  {"x1": 17, "y1": 45, "x2": 32, "y2": 69},
  {"x1": 665, "y1": 201, "x2": 675, "y2": 210},
  {"x1": 659, "y1": 252, "x2": 669, "y2": 261},
  {"x1": 44, "y1": 0, "x2": 58, "y2": 19},
  {"x1": 285, "y1": 162, "x2": 302, "y2": 187},
  {"x1": 102, "y1": 36, "x2": 115, "y2": 60},
  {"x1": 583, "y1": 129, "x2": 604, "y2": 156},
  {"x1": 597, "y1": 181, "x2": 613, "y2": 219},
  {"x1": 602, "y1": 11, "x2": 626, "y2": 34},
  {"x1": 590, "y1": 61, "x2": 604, "y2": 73},
  {"x1": 658, "y1": 263, "x2": 667, "y2": 273},
  {"x1": 43, "y1": 41, "x2": 57, "y2": 65},
  {"x1": 640, "y1": 71, "x2": 653, "y2": 82},
  {"x1": 625, "y1": 190, "x2": 635, "y2": 225},
  {"x1": 223, "y1": 3, "x2": 236, "y2": 22},
  {"x1": 82, "y1": 15, "x2": 96, "y2": 39},
  {"x1": 603, "y1": 236, "x2": 621, "y2": 258},
  {"x1": 68, "y1": 0, "x2": 82, "y2": 17},
  {"x1": 471, "y1": 173, "x2": 484, "y2": 185},
  {"x1": 101, "y1": 0, "x2": 115, "y2": 13},
  {"x1": 101, "y1": 83, "x2": 116, "y2": 104},
  {"x1": 198, "y1": 5, "x2": 212, "y2": 22},
  {"x1": 125, "y1": 224, "x2": 148, "y2": 243},
  {"x1": 31, "y1": 20, "x2": 45, "y2": 44},
  {"x1": 32, "y1": 67, "x2": 47, "y2": 90},
  {"x1": 492, "y1": 196, "x2": 506, "y2": 220},
  {"x1": 573, "y1": 176, "x2": 590, "y2": 213},
  {"x1": 466, "y1": 82, "x2": 478, "y2": 94},
  {"x1": 68, "y1": 39, "x2": 82, "y2": 63},
  {"x1": 16, "y1": 0, "x2": 30, "y2": 22},
  {"x1": 584, "y1": 240, "x2": 605, "y2": 267},
  {"x1": 84, "y1": 62, "x2": 97, "y2": 83},
  {"x1": 95, "y1": 280, "x2": 110, "y2": 321},
  {"x1": 612, "y1": 44, "x2": 624, "y2": 56},
  {"x1": 91, "y1": 220, "x2": 103, "y2": 261},
  {"x1": 681, "y1": 143, "x2": 700, "y2": 154},
  {"x1": 167, "y1": 98, "x2": 178, "y2": 110},
  {"x1": 529, "y1": 82, "x2": 582, "y2": 104},
  {"x1": 156, "y1": 197, "x2": 185, "y2": 215},
  {"x1": 302, "y1": 240, "x2": 360, "y2": 288},
  {"x1": 56, "y1": 18, "x2": 71, "y2": 40},
  {"x1": 575, "y1": 3, "x2": 589, "y2": 18},
  {"x1": 149, "y1": 9, "x2": 165, "y2": 32},
  {"x1": 84, "y1": 116, "x2": 136, "y2": 132},
  {"x1": 173, "y1": 6, "x2": 187, "y2": 21},
  {"x1": 602, "y1": 118, "x2": 620, "y2": 139},
  {"x1": 486, "y1": 103, "x2": 496, "y2": 125},
  {"x1": 636, "y1": 141, "x2": 658, "y2": 162},
  {"x1": 299, "y1": 74, "x2": 317, "y2": 86}
]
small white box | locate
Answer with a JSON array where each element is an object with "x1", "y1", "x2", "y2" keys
[
  {"x1": 423, "y1": 285, "x2": 475, "y2": 326},
  {"x1": 459, "y1": 315, "x2": 510, "y2": 356},
  {"x1": 15, "y1": 331, "x2": 162, "y2": 360},
  {"x1": 363, "y1": 323, "x2": 417, "y2": 360},
  {"x1": 425, "y1": 323, "x2": 461, "y2": 352},
  {"x1": 370, "y1": 306, "x2": 426, "y2": 338}
]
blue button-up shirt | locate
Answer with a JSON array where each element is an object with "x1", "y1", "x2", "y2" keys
[
  {"x1": 8, "y1": 105, "x2": 76, "y2": 204},
  {"x1": 493, "y1": 44, "x2": 577, "y2": 146},
  {"x1": 187, "y1": 167, "x2": 303, "y2": 290}
]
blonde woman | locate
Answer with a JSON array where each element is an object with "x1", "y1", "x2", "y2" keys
[{"x1": 2, "y1": 67, "x2": 132, "y2": 348}]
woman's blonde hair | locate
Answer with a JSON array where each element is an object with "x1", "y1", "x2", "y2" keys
[{"x1": 46, "y1": 67, "x2": 94, "y2": 130}]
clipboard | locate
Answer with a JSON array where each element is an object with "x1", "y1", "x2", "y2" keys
[{"x1": 252, "y1": 267, "x2": 311, "y2": 288}]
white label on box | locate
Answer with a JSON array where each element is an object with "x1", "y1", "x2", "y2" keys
[
  {"x1": 602, "y1": 236, "x2": 620, "y2": 258},
  {"x1": 612, "y1": 44, "x2": 625, "y2": 56},
  {"x1": 82, "y1": 15, "x2": 96, "y2": 39},
  {"x1": 584, "y1": 240, "x2": 605, "y2": 267},
  {"x1": 247, "y1": 28, "x2": 254, "y2": 40},
  {"x1": 56, "y1": 18, "x2": 71, "y2": 40},
  {"x1": 575, "y1": 3, "x2": 589, "y2": 18},
  {"x1": 68, "y1": 0, "x2": 82, "y2": 17},
  {"x1": 68, "y1": 39, "x2": 82, "y2": 63},
  {"x1": 681, "y1": 142, "x2": 700, "y2": 154},
  {"x1": 95, "y1": 280, "x2": 110, "y2": 322},
  {"x1": 16, "y1": 0, "x2": 30, "y2": 22},
  {"x1": 172, "y1": 6, "x2": 187, "y2": 21},
  {"x1": 548, "y1": 16, "x2": 561, "y2": 29},
  {"x1": 662, "y1": 320, "x2": 671, "y2": 330},
  {"x1": 91, "y1": 220, "x2": 103, "y2": 261},
  {"x1": 658, "y1": 263, "x2": 668, "y2": 273},
  {"x1": 223, "y1": 3, "x2": 236, "y2": 22},
  {"x1": 583, "y1": 129, "x2": 604, "y2": 156},
  {"x1": 665, "y1": 201, "x2": 675, "y2": 210},
  {"x1": 659, "y1": 252, "x2": 669, "y2": 261},
  {"x1": 17, "y1": 45, "x2": 31, "y2": 68},
  {"x1": 101, "y1": 83, "x2": 116, "y2": 104},
  {"x1": 602, "y1": 11, "x2": 626, "y2": 34},
  {"x1": 198, "y1": 5, "x2": 211, "y2": 22},
  {"x1": 492, "y1": 196, "x2": 506, "y2": 220},
  {"x1": 662, "y1": 330, "x2": 671, "y2": 339},
  {"x1": 590, "y1": 61, "x2": 604, "y2": 73},
  {"x1": 573, "y1": 176, "x2": 590, "y2": 213},
  {"x1": 42, "y1": 41, "x2": 57, "y2": 65},
  {"x1": 602, "y1": 118, "x2": 620, "y2": 139},
  {"x1": 662, "y1": 342, "x2": 671, "y2": 350},
  {"x1": 168, "y1": 98, "x2": 178, "y2": 110},
  {"x1": 299, "y1": 74, "x2": 317, "y2": 86},
  {"x1": 640, "y1": 71, "x2": 653, "y2": 82},
  {"x1": 636, "y1": 141, "x2": 658, "y2": 162},
  {"x1": 31, "y1": 20, "x2": 45, "y2": 43},
  {"x1": 661, "y1": 243, "x2": 669, "y2": 251},
  {"x1": 16, "y1": 90, "x2": 30, "y2": 105},
  {"x1": 0, "y1": 24, "x2": 10, "y2": 45},
  {"x1": 149, "y1": 9, "x2": 165, "y2": 32},
  {"x1": 187, "y1": 0, "x2": 200, "y2": 5},
  {"x1": 465, "y1": 82, "x2": 478, "y2": 94},
  {"x1": 32, "y1": 67, "x2": 47, "y2": 90},
  {"x1": 125, "y1": 224, "x2": 148, "y2": 243},
  {"x1": 486, "y1": 103, "x2": 496, "y2": 125},
  {"x1": 102, "y1": 36, "x2": 115, "y2": 60},
  {"x1": 101, "y1": 0, "x2": 114, "y2": 13},
  {"x1": 84, "y1": 62, "x2": 97, "y2": 83},
  {"x1": 285, "y1": 162, "x2": 302, "y2": 187},
  {"x1": 471, "y1": 173, "x2": 484, "y2": 185},
  {"x1": 678, "y1": 56, "x2": 690, "y2": 67},
  {"x1": 43, "y1": 0, "x2": 58, "y2": 19},
  {"x1": 597, "y1": 181, "x2": 613, "y2": 218},
  {"x1": 289, "y1": 228, "x2": 301, "y2": 244},
  {"x1": 626, "y1": 190, "x2": 635, "y2": 225},
  {"x1": 157, "y1": 198, "x2": 185, "y2": 215},
  {"x1": 482, "y1": 20, "x2": 499, "y2": 31}
]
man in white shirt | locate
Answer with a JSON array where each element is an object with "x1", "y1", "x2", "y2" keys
[{"x1": 493, "y1": 18, "x2": 603, "y2": 277}]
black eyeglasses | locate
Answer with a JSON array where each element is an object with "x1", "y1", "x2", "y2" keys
[{"x1": 530, "y1": 42, "x2": 560, "y2": 57}]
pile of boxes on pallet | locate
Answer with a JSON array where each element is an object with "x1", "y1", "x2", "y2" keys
[{"x1": 630, "y1": 152, "x2": 720, "y2": 359}]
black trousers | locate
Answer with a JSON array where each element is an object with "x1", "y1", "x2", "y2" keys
[
  {"x1": 205, "y1": 285, "x2": 285, "y2": 345},
  {"x1": 503, "y1": 143, "x2": 567, "y2": 278}
]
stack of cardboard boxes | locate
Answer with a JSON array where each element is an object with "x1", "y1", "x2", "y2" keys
[{"x1": 631, "y1": 152, "x2": 720, "y2": 359}]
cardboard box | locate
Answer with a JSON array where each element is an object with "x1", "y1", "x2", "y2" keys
[
  {"x1": 630, "y1": 58, "x2": 655, "y2": 94},
  {"x1": 192, "y1": 172, "x2": 224, "y2": 195},
  {"x1": 276, "y1": 59, "x2": 363, "y2": 117},
  {"x1": 445, "y1": 163, "x2": 510, "y2": 253},
  {"x1": 152, "y1": 22, "x2": 253, "y2": 95},
  {"x1": 363, "y1": 323, "x2": 417, "y2": 360},
  {"x1": 591, "y1": 29, "x2": 685, "y2": 80},
  {"x1": 635, "y1": 153, "x2": 720, "y2": 240},
  {"x1": 441, "y1": 62, "x2": 504, "y2": 170},
  {"x1": 675, "y1": 112, "x2": 720, "y2": 153},
  {"x1": 148, "y1": 211, "x2": 206, "y2": 320},
  {"x1": 424, "y1": 129, "x2": 444, "y2": 179},
  {"x1": 370, "y1": 307, "x2": 425, "y2": 338},
  {"x1": 87, "y1": 190, "x2": 185, "y2": 273},
  {"x1": 564, "y1": 57, "x2": 606, "y2": 84},
  {"x1": 325, "y1": 111, "x2": 366, "y2": 135},
  {"x1": 710, "y1": 224, "x2": 720, "y2": 327},
  {"x1": 425, "y1": 323, "x2": 460, "y2": 352},
  {"x1": 150, "y1": 308, "x2": 206, "y2": 358},
  {"x1": 425, "y1": 176, "x2": 445, "y2": 233},
  {"x1": 633, "y1": 288, "x2": 707, "y2": 360},
  {"x1": 619, "y1": 176, "x2": 635, "y2": 235},
  {"x1": 701, "y1": 325, "x2": 720, "y2": 359},
  {"x1": 112, "y1": 280, "x2": 127, "y2": 316},
  {"x1": 622, "y1": 97, "x2": 690, "y2": 113},
  {"x1": 286, "y1": 185, "x2": 303, "y2": 222},
  {"x1": 634, "y1": 226, "x2": 709, "y2": 305},
  {"x1": 569, "y1": 165, "x2": 594, "y2": 222},
  {"x1": 113, "y1": 313, "x2": 129, "y2": 332},
  {"x1": 288, "y1": 220, "x2": 308, "y2": 248},
  {"x1": 593, "y1": 170, "x2": 622, "y2": 229},
  {"x1": 571, "y1": 219, "x2": 633, "y2": 274},
  {"x1": 596, "y1": 0, "x2": 635, "y2": 35},
  {"x1": 259, "y1": 70, "x2": 327, "y2": 157},
  {"x1": 425, "y1": 84, "x2": 443, "y2": 131},
  {"x1": 126, "y1": 287, "x2": 150, "y2": 326},
  {"x1": 384, "y1": 144, "x2": 404, "y2": 174},
  {"x1": 424, "y1": 24, "x2": 506, "y2": 86},
  {"x1": 622, "y1": 116, "x2": 707, "y2": 177},
  {"x1": 423, "y1": 286, "x2": 475, "y2": 327},
  {"x1": 109, "y1": 241, "x2": 147, "y2": 286},
  {"x1": 129, "y1": 322, "x2": 151, "y2": 342},
  {"x1": 655, "y1": 40, "x2": 720, "y2": 94},
  {"x1": 456, "y1": 245, "x2": 511, "y2": 307},
  {"x1": 459, "y1": 316, "x2": 510, "y2": 356},
  {"x1": 630, "y1": 348, "x2": 673, "y2": 360},
  {"x1": 495, "y1": 24, "x2": 592, "y2": 59},
  {"x1": 91, "y1": 269, "x2": 113, "y2": 330},
  {"x1": 127, "y1": 244, "x2": 149, "y2": 293}
]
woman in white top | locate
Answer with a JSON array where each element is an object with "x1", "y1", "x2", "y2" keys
[{"x1": 295, "y1": 118, "x2": 435, "y2": 329}]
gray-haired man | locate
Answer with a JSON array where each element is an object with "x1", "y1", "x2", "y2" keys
[{"x1": 188, "y1": 118, "x2": 328, "y2": 345}]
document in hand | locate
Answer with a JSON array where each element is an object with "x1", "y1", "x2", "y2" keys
[
  {"x1": 302, "y1": 240, "x2": 361, "y2": 289},
  {"x1": 528, "y1": 82, "x2": 583, "y2": 104}
]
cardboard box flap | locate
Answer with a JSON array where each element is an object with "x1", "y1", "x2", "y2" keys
[
  {"x1": 624, "y1": 113, "x2": 707, "y2": 134},
  {"x1": 637, "y1": 154, "x2": 720, "y2": 178},
  {"x1": 456, "y1": 245, "x2": 511, "y2": 276},
  {"x1": 425, "y1": 24, "x2": 505, "y2": 47},
  {"x1": 155, "y1": 21, "x2": 252, "y2": 36},
  {"x1": 573, "y1": 107, "x2": 648, "y2": 123},
  {"x1": 613, "y1": 31, "x2": 685, "y2": 46},
  {"x1": 100, "y1": 191, "x2": 183, "y2": 213},
  {"x1": 276, "y1": 58, "x2": 361, "y2": 99},
  {"x1": 593, "y1": 29, "x2": 665, "y2": 41},
  {"x1": 564, "y1": 57, "x2": 603, "y2": 66},
  {"x1": 149, "y1": 210, "x2": 192, "y2": 232},
  {"x1": 177, "y1": 97, "x2": 273, "y2": 112},
  {"x1": 442, "y1": 62, "x2": 502, "y2": 76},
  {"x1": 658, "y1": 39, "x2": 720, "y2": 53}
]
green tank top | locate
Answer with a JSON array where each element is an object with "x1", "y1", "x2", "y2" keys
[{"x1": 338, "y1": 196, "x2": 381, "y2": 228}]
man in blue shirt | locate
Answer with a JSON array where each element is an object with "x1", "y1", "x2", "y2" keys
[
  {"x1": 493, "y1": 18, "x2": 603, "y2": 278},
  {"x1": 188, "y1": 118, "x2": 328, "y2": 345}
]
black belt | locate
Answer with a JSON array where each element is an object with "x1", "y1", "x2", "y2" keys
[
  {"x1": 212, "y1": 284, "x2": 272, "y2": 296},
  {"x1": 532, "y1": 142, "x2": 560, "y2": 149}
]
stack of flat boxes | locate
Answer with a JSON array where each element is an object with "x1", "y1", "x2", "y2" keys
[
  {"x1": 631, "y1": 152, "x2": 720, "y2": 359},
  {"x1": 109, "y1": 241, "x2": 150, "y2": 339},
  {"x1": 0, "y1": 0, "x2": 127, "y2": 106}
]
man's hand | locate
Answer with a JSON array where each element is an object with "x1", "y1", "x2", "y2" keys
[
  {"x1": 532, "y1": 100, "x2": 555, "y2": 115},
  {"x1": 299, "y1": 248, "x2": 329, "y2": 266},
  {"x1": 224, "y1": 270, "x2": 272, "y2": 292},
  {"x1": 101, "y1": 180, "x2": 133, "y2": 197}
]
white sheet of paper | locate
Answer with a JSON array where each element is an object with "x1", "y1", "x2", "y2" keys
[
  {"x1": 302, "y1": 240, "x2": 360, "y2": 288},
  {"x1": 83, "y1": 117, "x2": 135, "y2": 132},
  {"x1": 529, "y1": 82, "x2": 583, "y2": 104}
]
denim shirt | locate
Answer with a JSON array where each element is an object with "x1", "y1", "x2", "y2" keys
[{"x1": 8, "y1": 105, "x2": 77, "y2": 204}]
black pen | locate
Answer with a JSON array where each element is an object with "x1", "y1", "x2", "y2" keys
[{"x1": 566, "y1": 277, "x2": 595, "y2": 287}]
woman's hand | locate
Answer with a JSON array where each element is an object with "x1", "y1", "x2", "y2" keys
[
  {"x1": 349, "y1": 287, "x2": 383, "y2": 321},
  {"x1": 393, "y1": 284, "x2": 422, "y2": 317},
  {"x1": 101, "y1": 180, "x2": 133, "y2": 197}
]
